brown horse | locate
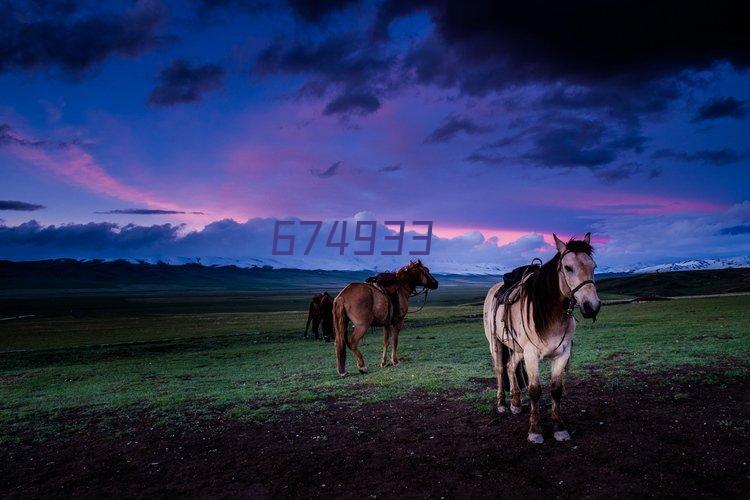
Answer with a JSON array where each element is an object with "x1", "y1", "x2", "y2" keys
[
  {"x1": 334, "y1": 260, "x2": 439, "y2": 376},
  {"x1": 304, "y1": 292, "x2": 334, "y2": 341},
  {"x1": 483, "y1": 233, "x2": 600, "y2": 444}
]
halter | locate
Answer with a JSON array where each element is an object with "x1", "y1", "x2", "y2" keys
[{"x1": 557, "y1": 249, "x2": 596, "y2": 318}]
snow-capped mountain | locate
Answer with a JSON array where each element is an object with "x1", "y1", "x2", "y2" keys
[{"x1": 630, "y1": 256, "x2": 750, "y2": 274}]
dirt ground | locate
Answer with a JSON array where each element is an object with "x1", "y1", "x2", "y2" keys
[{"x1": 2, "y1": 369, "x2": 748, "y2": 499}]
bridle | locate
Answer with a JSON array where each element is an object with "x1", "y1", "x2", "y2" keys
[
  {"x1": 557, "y1": 249, "x2": 596, "y2": 319},
  {"x1": 395, "y1": 264, "x2": 434, "y2": 314}
]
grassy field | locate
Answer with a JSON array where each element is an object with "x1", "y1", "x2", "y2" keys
[{"x1": 1, "y1": 291, "x2": 748, "y2": 442}]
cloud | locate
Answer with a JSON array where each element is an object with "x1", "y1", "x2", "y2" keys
[
  {"x1": 0, "y1": 0, "x2": 168, "y2": 75},
  {"x1": 287, "y1": 0, "x2": 357, "y2": 22},
  {"x1": 0, "y1": 216, "x2": 552, "y2": 272},
  {"x1": 425, "y1": 115, "x2": 494, "y2": 143},
  {"x1": 95, "y1": 209, "x2": 205, "y2": 215},
  {"x1": 0, "y1": 220, "x2": 182, "y2": 260},
  {"x1": 195, "y1": 0, "x2": 355, "y2": 23},
  {"x1": 253, "y1": 34, "x2": 396, "y2": 115},
  {"x1": 323, "y1": 92, "x2": 381, "y2": 116},
  {"x1": 470, "y1": 117, "x2": 647, "y2": 171},
  {"x1": 652, "y1": 148, "x2": 749, "y2": 165},
  {"x1": 523, "y1": 120, "x2": 615, "y2": 168},
  {"x1": 148, "y1": 59, "x2": 225, "y2": 106},
  {"x1": 0, "y1": 200, "x2": 45, "y2": 211},
  {"x1": 380, "y1": 0, "x2": 750, "y2": 91},
  {"x1": 718, "y1": 224, "x2": 750, "y2": 235},
  {"x1": 380, "y1": 163, "x2": 402, "y2": 172},
  {"x1": 0, "y1": 122, "x2": 194, "y2": 212},
  {"x1": 2, "y1": 205, "x2": 748, "y2": 272},
  {"x1": 591, "y1": 164, "x2": 661, "y2": 183},
  {"x1": 591, "y1": 201, "x2": 750, "y2": 268},
  {"x1": 692, "y1": 96, "x2": 749, "y2": 122},
  {"x1": 310, "y1": 161, "x2": 342, "y2": 178}
]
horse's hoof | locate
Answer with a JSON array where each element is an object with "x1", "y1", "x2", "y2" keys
[
  {"x1": 358, "y1": 367, "x2": 367, "y2": 374},
  {"x1": 392, "y1": 360, "x2": 400, "y2": 366},
  {"x1": 554, "y1": 430, "x2": 571, "y2": 442},
  {"x1": 527, "y1": 433, "x2": 544, "y2": 444},
  {"x1": 510, "y1": 404, "x2": 522, "y2": 414},
  {"x1": 379, "y1": 361, "x2": 387, "y2": 368},
  {"x1": 338, "y1": 371, "x2": 347, "y2": 378},
  {"x1": 497, "y1": 404, "x2": 507, "y2": 415}
]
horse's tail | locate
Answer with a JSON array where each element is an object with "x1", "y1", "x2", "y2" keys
[{"x1": 334, "y1": 298, "x2": 349, "y2": 376}]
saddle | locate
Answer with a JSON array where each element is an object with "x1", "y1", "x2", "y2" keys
[
  {"x1": 492, "y1": 261, "x2": 542, "y2": 344},
  {"x1": 365, "y1": 272, "x2": 401, "y2": 322},
  {"x1": 494, "y1": 263, "x2": 541, "y2": 304}
]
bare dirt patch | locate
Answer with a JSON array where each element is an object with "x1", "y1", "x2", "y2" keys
[{"x1": 2, "y1": 369, "x2": 748, "y2": 499}]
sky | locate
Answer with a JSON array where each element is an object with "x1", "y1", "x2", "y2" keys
[{"x1": 0, "y1": 0, "x2": 749, "y2": 272}]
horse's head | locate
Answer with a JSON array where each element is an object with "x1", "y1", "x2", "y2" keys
[
  {"x1": 408, "y1": 259, "x2": 439, "y2": 290},
  {"x1": 553, "y1": 232, "x2": 600, "y2": 319}
]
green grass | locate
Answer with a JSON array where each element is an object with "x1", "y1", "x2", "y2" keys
[{"x1": 1, "y1": 294, "x2": 748, "y2": 441}]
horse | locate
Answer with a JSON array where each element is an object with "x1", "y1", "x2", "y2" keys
[
  {"x1": 304, "y1": 292, "x2": 334, "y2": 341},
  {"x1": 334, "y1": 260, "x2": 439, "y2": 377},
  {"x1": 482, "y1": 233, "x2": 600, "y2": 444}
]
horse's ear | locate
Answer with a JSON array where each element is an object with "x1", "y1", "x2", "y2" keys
[
  {"x1": 583, "y1": 232, "x2": 591, "y2": 244},
  {"x1": 417, "y1": 259, "x2": 422, "y2": 265},
  {"x1": 553, "y1": 233, "x2": 566, "y2": 254}
]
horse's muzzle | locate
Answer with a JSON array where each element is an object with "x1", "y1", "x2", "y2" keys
[{"x1": 580, "y1": 300, "x2": 600, "y2": 319}]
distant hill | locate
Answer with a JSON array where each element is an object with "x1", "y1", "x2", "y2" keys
[
  {"x1": 1, "y1": 259, "x2": 749, "y2": 299},
  {"x1": 0, "y1": 259, "x2": 500, "y2": 292},
  {"x1": 597, "y1": 268, "x2": 750, "y2": 298}
]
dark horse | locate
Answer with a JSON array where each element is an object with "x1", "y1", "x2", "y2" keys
[
  {"x1": 304, "y1": 292, "x2": 334, "y2": 341},
  {"x1": 333, "y1": 260, "x2": 438, "y2": 376}
]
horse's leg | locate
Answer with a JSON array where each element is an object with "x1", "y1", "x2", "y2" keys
[
  {"x1": 550, "y1": 348, "x2": 572, "y2": 441},
  {"x1": 380, "y1": 326, "x2": 391, "y2": 367},
  {"x1": 313, "y1": 317, "x2": 321, "y2": 340},
  {"x1": 507, "y1": 350, "x2": 524, "y2": 414},
  {"x1": 390, "y1": 322, "x2": 402, "y2": 366},
  {"x1": 523, "y1": 349, "x2": 543, "y2": 444},
  {"x1": 348, "y1": 324, "x2": 369, "y2": 374},
  {"x1": 490, "y1": 338, "x2": 507, "y2": 414}
]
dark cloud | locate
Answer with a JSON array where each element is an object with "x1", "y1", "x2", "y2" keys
[
  {"x1": 254, "y1": 35, "x2": 392, "y2": 91},
  {"x1": 253, "y1": 34, "x2": 396, "y2": 117},
  {"x1": 380, "y1": 163, "x2": 402, "y2": 172},
  {"x1": 380, "y1": 0, "x2": 750, "y2": 91},
  {"x1": 540, "y1": 81, "x2": 681, "y2": 123},
  {"x1": 0, "y1": 220, "x2": 181, "y2": 260},
  {"x1": 194, "y1": 0, "x2": 355, "y2": 23},
  {"x1": 0, "y1": 123, "x2": 46, "y2": 148},
  {"x1": 0, "y1": 0, "x2": 168, "y2": 75},
  {"x1": 593, "y1": 164, "x2": 661, "y2": 183},
  {"x1": 692, "y1": 96, "x2": 749, "y2": 122},
  {"x1": 718, "y1": 224, "x2": 750, "y2": 235},
  {"x1": 0, "y1": 200, "x2": 45, "y2": 211},
  {"x1": 310, "y1": 161, "x2": 342, "y2": 178},
  {"x1": 148, "y1": 59, "x2": 225, "y2": 106},
  {"x1": 95, "y1": 209, "x2": 205, "y2": 215},
  {"x1": 464, "y1": 152, "x2": 508, "y2": 165},
  {"x1": 323, "y1": 92, "x2": 380, "y2": 116},
  {"x1": 652, "y1": 148, "x2": 749, "y2": 165},
  {"x1": 287, "y1": 0, "x2": 357, "y2": 22},
  {"x1": 425, "y1": 116, "x2": 494, "y2": 143},
  {"x1": 473, "y1": 117, "x2": 645, "y2": 169}
]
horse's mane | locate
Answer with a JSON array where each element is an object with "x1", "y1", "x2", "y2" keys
[{"x1": 521, "y1": 238, "x2": 593, "y2": 337}]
